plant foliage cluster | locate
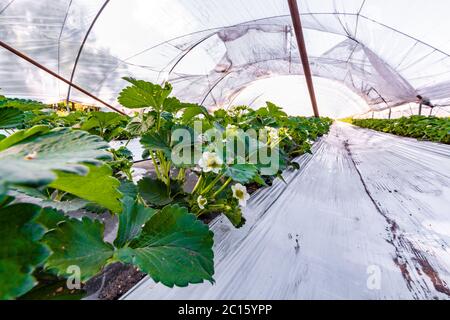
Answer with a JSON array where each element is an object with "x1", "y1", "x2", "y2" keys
[
  {"x1": 0, "y1": 80, "x2": 332, "y2": 300},
  {"x1": 351, "y1": 116, "x2": 450, "y2": 144}
]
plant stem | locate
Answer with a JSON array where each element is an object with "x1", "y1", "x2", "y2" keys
[
  {"x1": 201, "y1": 173, "x2": 223, "y2": 195},
  {"x1": 99, "y1": 124, "x2": 105, "y2": 138},
  {"x1": 196, "y1": 204, "x2": 226, "y2": 218},
  {"x1": 166, "y1": 161, "x2": 172, "y2": 192},
  {"x1": 165, "y1": 160, "x2": 172, "y2": 178},
  {"x1": 137, "y1": 194, "x2": 146, "y2": 206},
  {"x1": 191, "y1": 174, "x2": 203, "y2": 194},
  {"x1": 157, "y1": 151, "x2": 171, "y2": 186},
  {"x1": 177, "y1": 168, "x2": 186, "y2": 182},
  {"x1": 212, "y1": 177, "x2": 232, "y2": 198},
  {"x1": 156, "y1": 111, "x2": 162, "y2": 131},
  {"x1": 125, "y1": 169, "x2": 133, "y2": 181},
  {"x1": 150, "y1": 152, "x2": 162, "y2": 180},
  {"x1": 54, "y1": 191, "x2": 65, "y2": 202},
  {"x1": 196, "y1": 210, "x2": 206, "y2": 218}
]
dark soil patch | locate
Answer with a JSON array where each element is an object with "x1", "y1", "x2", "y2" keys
[{"x1": 85, "y1": 263, "x2": 145, "y2": 300}]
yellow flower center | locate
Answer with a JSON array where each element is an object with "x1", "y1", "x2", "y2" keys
[
  {"x1": 235, "y1": 190, "x2": 244, "y2": 199},
  {"x1": 207, "y1": 158, "x2": 220, "y2": 167}
]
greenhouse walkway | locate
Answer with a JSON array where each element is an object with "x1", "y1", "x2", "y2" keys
[{"x1": 123, "y1": 122, "x2": 450, "y2": 300}]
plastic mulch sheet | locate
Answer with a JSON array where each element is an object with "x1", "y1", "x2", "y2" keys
[{"x1": 122, "y1": 122, "x2": 450, "y2": 300}]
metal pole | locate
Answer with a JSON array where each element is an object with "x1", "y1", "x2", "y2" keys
[
  {"x1": 418, "y1": 103, "x2": 422, "y2": 116},
  {"x1": 0, "y1": 40, "x2": 126, "y2": 115},
  {"x1": 200, "y1": 72, "x2": 232, "y2": 106},
  {"x1": 66, "y1": 0, "x2": 110, "y2": 105},
  {"x1": 388, "y1": 108, "x2": 392, "y2": 119},
  {"x1": 287, "y1": 0, "x2": 320, "y2": 118}
]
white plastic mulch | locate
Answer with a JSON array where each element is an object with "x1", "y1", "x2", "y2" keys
[{"x1": 122, "y1": 122, "x2": 450, "y2": 300}]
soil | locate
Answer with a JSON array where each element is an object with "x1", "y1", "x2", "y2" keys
[{"x1": 85, "y1": 263, "x2": 145, "y2": 300}]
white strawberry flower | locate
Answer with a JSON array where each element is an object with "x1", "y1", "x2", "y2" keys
[
  {"x1": 279, "y1": 127, "x2": 293, "y2": 140},
  {"x1": 198, "y1": 152, "x2": 223, "y2": 174},
  {"x1": 232, "y1": 183, "x2": 250, "y2": 207},
  {"x1": 265, "y1": 126, "x2": 279, "y2": 141},
  {"x1": 197, "y1": 195, "x2": 208, "y2": 210},
  {"x1": 226, "y1": 124, "x2": 239, "y2": 136},
  {"x1": 175, "y1": 110, "x2": 184, "y2": 119},
  {"x1": 196, "y1": 134, "x2": 206, "y2": 144}
]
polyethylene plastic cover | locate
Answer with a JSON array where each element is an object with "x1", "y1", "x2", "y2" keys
[{"x1": 1, "y1": 0, "x2": 450, "y2": 114}]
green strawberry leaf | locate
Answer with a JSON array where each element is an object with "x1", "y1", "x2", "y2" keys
[
  {"x1": 224, "y1": 164, "x2": 258, "y2": 184},
  {"x1": 114, "y1": 197, "x2": 156, "y2": 248},
  {"x1": 140, "y1": 131, "x2": 172, "y2": 158},
  {"x1": 0, "y1": 97, "x2": 47, "y2": 111},
  {"x1": 266, "y1": 101, "x2": 288, "y2": 118},
  {"x1": 181, "y1": 104, "x2": 210, "y2": 123},
  {"x1": 138, "y1": 177, "x2": 173, "y2": 206},
  {"x1": 18, "y1": 272, "x2": 86, "y2": 300},
  {"x1": 0, "y1": 107, "x2": 24, "y2": 129},
  {"x1": 163, "y1": 97, "x2": 185, "y2": 113},
  {"x1": 43, "y1": 217, "x2": 114, "y2": 282},
  {"x1": 7, "y1": 185, "x2": 89, "y2": 213},
  {"x1": 126, "y1": 113, "x2": 155, "y2": 135},
  {"x1": 118, "y1": 180, "x2": 138, "y2": 200},
  {"x1": 253, "y1": 174, "x2": 268, "y2": 186},
  {"x1": 118, "y1": 78, "x2": 172, "y2": 110},
  {"x1": 36, "y1": 208, "x2": 66, "y2": 231},
  {"x1": 0, "y1": 127, "x2": 111, "y2": 189},
  {"x1": 49, "y1": 164, "x2": 122, "y2": 213},
  {"x1": 0, "y1": 125, "x2": 50, "y2": 152},
  {"x1": 0, "y1": 203, "x2": 50, "y2": 300},
  {"x1": 81, "y1": 112, "x2": 127, "y2": 131},
  {"x1": 116, "y1": 204, "x2": 214, "y2": 287}
]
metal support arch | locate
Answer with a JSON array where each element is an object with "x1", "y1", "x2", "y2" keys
[
  {"x1": 0, "y1": 40, "x2": 126, "y2": 115},
  {"x1": 66, "y1": 0, "x2": 111, "y2": 104},
  {"x1": 287, "y1": 0, "x2": 320, "y2": 117}
]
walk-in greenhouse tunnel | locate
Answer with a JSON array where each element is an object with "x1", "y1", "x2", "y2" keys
[{"x1": 0, "y1": 0, "x2": 449, "y2": 301}]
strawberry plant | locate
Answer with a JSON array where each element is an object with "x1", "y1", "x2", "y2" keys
[
  {"x1": 352, "y1": 116, "x2": 450, "y2": 144},
  {"x1": 0, "y1": 80, "x2": 332, "y2": 300},
  {"x1": 0, "y1": 124, "x2": 214, "y2": 299},
  {"x1": 80, "y1": 111, "x2": 131, "y2": 141}
]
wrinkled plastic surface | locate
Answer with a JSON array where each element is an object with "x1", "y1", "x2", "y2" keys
[
  {"x1": 1, "y1": 1, "x2": 450, "y2": 114},
  {"x1": 123, "y1": 122, "x2": 450, "y2": 299}
]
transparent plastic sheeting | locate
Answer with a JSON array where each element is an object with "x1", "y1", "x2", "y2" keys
[
  {"x1": 1, "y1": 0, "x2": 450, "y2": 115},
  {"x1": 356, "y1": 103, "x2": 450, "y2": 119}
]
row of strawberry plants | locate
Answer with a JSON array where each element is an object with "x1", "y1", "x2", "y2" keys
[
  {"x1": 0, "y1": 95, "x2": 132, "y2": 141},
  {"x1": 0, "y1": 78, "x2": 332, "y2": 299},
  {"x1": 351, "y1": 116, "x2": 450, "y2": 144}
]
